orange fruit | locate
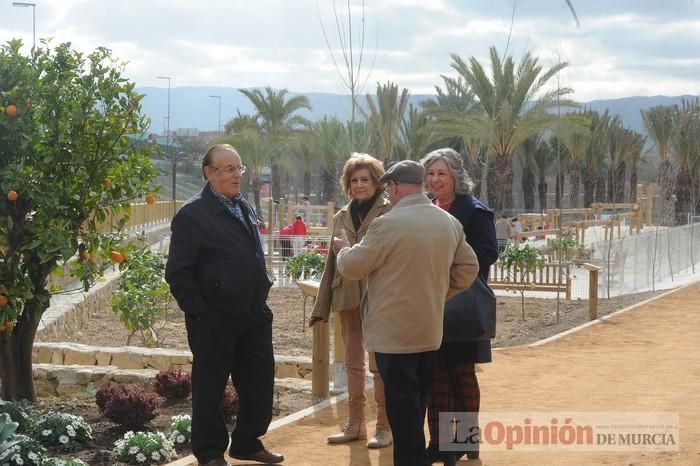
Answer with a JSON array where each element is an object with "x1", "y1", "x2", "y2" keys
[
  {"x1": 5, "y1": 105, "x2": 17, "y2": 118},
  {"x1": 103, "y1": 178, "x2": 112, "y2": 189},
  {"x1": 81, "y1": 250, "x2": 91, "y2": 261},
  {"x1": 110, "y1": 251, "x2": 125, "y2": 264},
  {"x1": 88, "y1": 257, "x2": 97, "y2": 265},
  {"x1": 4, "y1": 321, "x2": 12, "y2": 330},
  {"x1": 146, "y1": 194, "x2": 156, "y2": 205},
  {"x1": 7, "y1": 191, "x2": 18, "y2": 202},
  {"x1": 0, "y1": 295, "x2": 6, "y2": 307}
]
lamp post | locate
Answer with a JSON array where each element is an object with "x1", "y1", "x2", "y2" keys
[
  {"x1": 12, "y1": 2, "x2": 36, "y2": 50},
  {"x1": 156, "y1": 76, "x2": 174, "y2": 216},
  {"x1": 209, "y1": 95, "x2": 222, "y2": 133}
]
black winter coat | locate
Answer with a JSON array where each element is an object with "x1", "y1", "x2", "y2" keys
[
  {"x1": 165, "y1": 184, "x2": 272, "y2": 327},
  {"x1": 441, "y1": 193, "x2": 498, "y2": 363}
]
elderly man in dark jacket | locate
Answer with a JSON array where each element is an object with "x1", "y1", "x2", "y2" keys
[{"x1": 165, "y1": 144, "x2": 283, "y2": 466}]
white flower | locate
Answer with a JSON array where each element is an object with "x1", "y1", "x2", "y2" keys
[
  {"x1": 187, "y1": 425, "x2": 191, "y2": 432},
  {"x1": 176, "y1": 435, "x2": 185, "y2": 444},
  {"x1": 27, "y1": 452, "x2": 38, "y2": 461},
  {"x1": 41, "y1": 429, "x2": 52, "y2": 436},
  {"x1": 128, "y1": 446, "x2": 139, "y2": 454},
  {"x1": 13, "y1": 455, "x2": 24, "y2": 465},
  {"x1": 59, "y1": 435, "x2": 70, "y2": 444},
  {"x1": 151, "y1": 451, "x2": 161, "y2": 461},
  {"x1": 66, "y1": 425, "x2": 76, "y2": 436},
  {"x1": 135, "y1": 453, "x2": 147, "y2": 463}
]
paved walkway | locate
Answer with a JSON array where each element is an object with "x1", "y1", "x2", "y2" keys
[{"x1": 170, "y1": 281, "x2": 700, "y2": 465}]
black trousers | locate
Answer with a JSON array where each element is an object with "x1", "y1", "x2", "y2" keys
[
  {"x1": 186, "y1": 309, "x2": 275, "y2": 464},
  {"x1": 375, "y1": 351, "x2": 437, "y2": 466}
]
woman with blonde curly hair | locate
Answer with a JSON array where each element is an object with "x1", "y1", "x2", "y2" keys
[{"x1": 309, "y1": 153, "x2": 393, "y2": 449}]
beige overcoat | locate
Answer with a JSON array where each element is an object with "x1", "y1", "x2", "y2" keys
[
  {"x1": 310, "y1": 195, "x2": 392, "y2": 321},
  {"x1": 336, "y1": 193, "x2": 479, "y2": 354}
]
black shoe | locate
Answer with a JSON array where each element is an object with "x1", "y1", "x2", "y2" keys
[{"x1": 229, "y1": 448, "x2": 284, "y2": 464}]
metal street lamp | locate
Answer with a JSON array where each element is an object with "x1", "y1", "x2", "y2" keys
[
  {"x1": 12, "y1": 2, "x2": 36, "y2": 50},
  {"x1": 209, "y1": 95, "x2": 222, "y2": 133},
  {"x1": 156, "y1": 76, "x2": 174, "y2": 216}
]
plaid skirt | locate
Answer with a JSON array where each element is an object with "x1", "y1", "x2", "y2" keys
[{"x1": 427, "y1": 355, "x2": 481, "y2": 457}]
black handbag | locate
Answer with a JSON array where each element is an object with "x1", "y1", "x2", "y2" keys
[{"x1": 442, "y1": 275, "x2": 496, "y2": 342}]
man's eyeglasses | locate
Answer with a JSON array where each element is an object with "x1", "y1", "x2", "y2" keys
[{"x1": 211, "y1": 164, "x2": 247, "y2": 175}]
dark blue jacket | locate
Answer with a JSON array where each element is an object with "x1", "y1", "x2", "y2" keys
[
  {"x1": 165, "y1": 184, "x2": 272, "y2": 327},
  {"x1": 442, "y1": 193, "x2": 498, "y2": 363}
]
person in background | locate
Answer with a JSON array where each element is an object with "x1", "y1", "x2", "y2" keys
[
  {"x1": 421, "y1": 147, "x2": 498, "y2": 463},
  {"x1": 279, "y1": 224, "x2": 293, "y2": 259},
  {"x1": 291, "y1": 215, "x2": 307, "y2": 256},
  {"x1": 165, "y1": 144, "x2": 283, "y2": 465},
  {"x1": 495, "y1": 213, "x2": 513, "y2": 253},
  {"x1": 335, "y1": 159, "x2": 479, "y2": 466},
  {"x1": 309, "y1": 153, "x2": 393, "y2": 449}
]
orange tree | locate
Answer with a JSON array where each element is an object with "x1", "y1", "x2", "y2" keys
[{"x1": 0, "y1": 39, "x2": 158, "y2": 401}]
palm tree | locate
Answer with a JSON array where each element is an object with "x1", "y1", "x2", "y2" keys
[
  {"x1": 449, "y1": 46, "x2": 574, "y2": 213},
  {"x1": 533, "y1": 136, "x2": 555, "y2": 211},
  {"x1": 239, "y1": 87, "x2": 312, "y2": 199},
  {"x1": 400, "y1": 105, "x2": 432, "y2": 161},
  {"x1": 291, "y1": 131, "x2": 317, "y2": 199},
  {"x1": 642, "y1": 105, "x2": 677, "y2": 225},
  {"x1": 363, "y1": 81, "x2": 410, "y2": 162},
  {"x1": 422, "y1": 76, "x2": 488, "y2": 198},
  {"x1": 517, "y1": 135, "x2": 541, "y2": 211},
  {"x1": 315, "y1": 117, "x2": 349, "y2": 203},
  {"x1": 581, "y1": 110, "x2": 611, "y2": 207},
  {"x1": 559, "y1": 113, "x2": 591, "y2": 208},
  {"x1": 671, "y1": 99, "x2": 700, "y2": 224},
  {"x1": 606, "y1": 121, "x2": 644, "y2": 203}
]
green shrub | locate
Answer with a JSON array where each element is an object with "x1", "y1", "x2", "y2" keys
[
  {"x1": 167, "y1": 414, "x2": 191, "y2": 448},
  {"x1": 32, "y1": 412, "x2": 92, "y2": 451},
  {"x1": 0, "y1": 401, "x2": 32, "y2": 433},
  {"x1": 111, "y1": 431, "x2": 175, "y2": 465},
  {"x1": 285, "y1": 252, "x2": 326, "y2": 280},
  {"x1": 0, "y1": 434, "x2": 48, "y2": 466},
  {"x1": 111, "y1": 247, "x2": 172, "y2": 346}
]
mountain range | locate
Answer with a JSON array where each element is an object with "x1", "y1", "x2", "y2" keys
[{"x1": 136, "y1": 87, "x2": 699, "y2": 138}]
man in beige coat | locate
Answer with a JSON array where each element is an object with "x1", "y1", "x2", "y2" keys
[{"x1": 335, "y1": 160, "x2": 479, "y2": 466}]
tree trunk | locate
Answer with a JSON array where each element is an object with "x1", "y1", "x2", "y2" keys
[
  {"x1": 271, "y1": 163, "x2": 281, "y2": 201},
  {"x1": 521, "y1": 167, "x2": 535, "y2": 212},
  {"x1": 321, "y1": 168, "x2": 336, "y2": 204},
  {"x1": 0, "y1": 300, "x2": 44, "y2": 401},
  {"x1": 303, "y1": 171, "x2": 311, "y2": 199},
  {"x1": 251, "y1": 179, "x2": 262, "y2": 218},
  {"x1": 537, "y1": 179, "x2": 548, "y2": 212},
  {"x1": 657, "y1": 159, "x2": 676, "y2": 226},
  {"x1": 595, "y1": 172, "x2": 607, "y2": 203},
  {"x1": 582, "y1": 166, "x2": 596, "y2": 208},
  {"x1": 629, "y1": 167, "x2": 638, "y2": 204},
  {"x1": 675, "y1": 168, "x2": 693, "y2": 225},
  {"x1": 613, "y1": 161, "x2": 626, "y2": 203},
  {"x1": 568, "y1": 162, "x2": 580, "y2": 208},
  {"x1": 488, "y1": 154, "x2": 512, "y2": 214}
]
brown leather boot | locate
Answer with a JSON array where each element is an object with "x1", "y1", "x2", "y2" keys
[{"x1": 326, "y1": 420, "x2": 367, "y2": 443}]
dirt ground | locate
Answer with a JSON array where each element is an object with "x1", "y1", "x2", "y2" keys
[
  {"x1": 35, "y1": 286, "x2": 673, "y2": 465},
  {"x1": 37, "y1": 287, "x2": 665, "y2": 355},
  {"x1": 211, "y1": 281, "x2": 700, "y2": 466}
]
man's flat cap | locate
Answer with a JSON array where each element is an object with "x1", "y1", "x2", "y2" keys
[{"x1": 379, "y1": 160, "x2": 425, "y2": 184}]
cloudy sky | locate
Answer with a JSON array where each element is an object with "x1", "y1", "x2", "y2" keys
[{"x1": 1, "y1": 0, "x2": 699, "y2": 102}]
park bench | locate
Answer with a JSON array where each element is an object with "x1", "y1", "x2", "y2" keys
[{"x1": 488, "y1": 262, "x2": 572, "y2": 299}]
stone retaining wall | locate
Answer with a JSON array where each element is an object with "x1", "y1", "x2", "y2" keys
[
  {"x1": 33, "y1": 342, "x2": 314, "y2": 379},
  {"x1": 32, "y1": 363, "x2": 158, "y2": 398}
]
